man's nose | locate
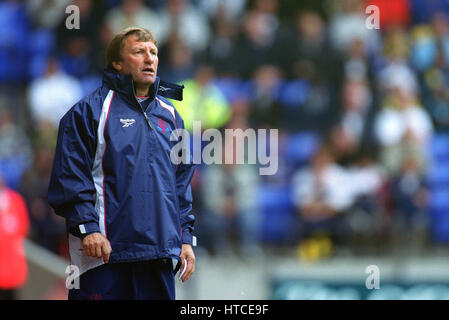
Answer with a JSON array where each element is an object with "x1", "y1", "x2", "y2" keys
[{"x1": 144, "y1": 51, "x2": 154, "y2": 63}]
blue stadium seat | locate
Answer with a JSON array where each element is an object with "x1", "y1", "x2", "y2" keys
[
  {"x1": 428, "y1": 188, "x2": 448, "y2": 242},
  {"x1": 427, "y1": 163, "x2": 449, "y2": 188},
  {"x1": 430, "y1": 134, "x2": 449, "y2": 162},
  {"x1": 213, "y1": 78, "x2": 251, "y2": 103},
  {"x1": 103, "y1": 0, "x2": 121, "y2": 9},
  {"x1": 80, "y1": 75, "x2": 102, "y2": 96},
  {"x1": 29, "y1": 54, "x2": 49, "y2": 79},
  {"x1": 257, "y1": 183, "x2": 296, "y2": 244},
  {"x1": 430, "y1": 214, "x2": 449, "y2": 243},
  {"x1": 427, "y1": 134, "x2": 449, "y2": 242},
  {"x1": 410, "y1": 0, "x2": 449, "y2": 24},
  {"x1": 428, "y1": 188, "x2": 449, "y2": 216},
  {"x1": 0, "y1": 2, "x2": 29, "y2": 82},
  {"x1": 0, "y1": 156, "x2": 30, "y2": 191},
  {"x1": 284, "y1": 132, "x2": 321, "y2": 168},
  {"x1": 29, "y1": 29, "x2": 55, "y2": 56},
  {"x1": 277, "y1": 79, "x2": 310, "y2": 109}
]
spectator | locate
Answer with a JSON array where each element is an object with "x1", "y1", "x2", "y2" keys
[
  {"x1": 249, "y1": 65, "x2": 282, "y2": 129},
  {"x1": 412, "y1": 13, "x2": 449, "y2": 130},
  {"x1": 104, "y1": 0, "x2": 164, "y2": 43},
  {"x1": 0, "y1": 173, "x2": 29, "y2": 300},
  {"x1": 27, "y1": 57, "x2": 83, "y2": 128},
  {"x1": 57, "y1": 36, "x2": 96, "y2": 78},
  {"x1": 280, "y1": 67, "x2": 334, "y2": 133},
  {"x1": 345, "y1": 150, "x2": 386, "y2": 237},
  {"x1": 373, "y1": 87, "x2": 434, "y2": 175},
  {"x1": 26, "y1": 0, "x2": 71, "y2": 29},
  {"x1": 158, "y1": 37, "x2": 196, "y2": 84},
  {"x1": 278, "y1": 11, "x2": 339, "y2": 133},
  {"x1": 55, "y1": 0, "x2": 105, "y2": 76},
  {"x1": 172, "y1": 64, "x2": 232, "y2": 132},
  {"x1": 286, "y1": 10, "x2": 339, "y2": 80},
  {"x1": 157, "y1": 0, "x2": 211, "y2": 54},
  {"x1": 409, "y1": 23, "x2": 438, "y2": 73},
  {"x1": 376, "y1": 27, "x2": 418, "y2": 95},
  {"x1": 327, "y1": 0, "x2": 382, "y2": 55},
  {"x1": 197, "y1": 0, "x2": 247, "y2": 22},
  {"x1": 391, "y1": 156, "x2": 429, "y2": 236},
  {"x1": 291, "y1": 145, "x2": 353, "y2": 245},
  {"x1": 231, "y1": 7, "x2": 284, "y2": 78},
  {"x1": 20, "y1": 146, "x2": 66, "y2": 256},
  {"x1": 344, "y1": 38, "x2": 372, "y2": 82},
  {"x1": 202, "y1": 7, "x2": 240, "y2": 77},
  {"x1": 0, "y1": 108, "x2": 32, "y2": 190},
  {"x1": 330, "y1": 78, "x2": 377, "y2": 164},
  {"x1": 201, "y1": 112, "x2": 261, "y2": 256}
]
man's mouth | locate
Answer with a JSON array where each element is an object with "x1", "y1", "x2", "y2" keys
[{"x1": 142, "y1": 67, "x2": 154, "y2": 74}]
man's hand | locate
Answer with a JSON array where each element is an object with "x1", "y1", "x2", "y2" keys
[
  {"x1": 179, "y1": 244, "x2": 195, "y2": 283},
  {"x1": 82, "y1": 232, "x2": 112, "y2": 263}
]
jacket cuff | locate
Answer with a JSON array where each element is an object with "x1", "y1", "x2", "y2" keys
[
  {"x1": 182, "y1": 229, "x2": 197, "y2": 246},
  {"x1": 70, "y1": 221, "x2": 101, "y2": 238}
]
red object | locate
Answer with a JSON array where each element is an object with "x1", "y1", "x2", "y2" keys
[
  {"x1": 0, "y1": 188, "x2": 29, "y2": 289},
  {"x1": 365, "y1": 0, "x2": 411, "y2": 29}
]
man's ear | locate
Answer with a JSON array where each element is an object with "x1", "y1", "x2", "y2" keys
[{"x1": 112, "y1": 61, "x2": 122, "y2": 72}]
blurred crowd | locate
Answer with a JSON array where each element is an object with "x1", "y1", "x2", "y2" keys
[{"x1": 1, "y1": 0, "x2": 449, "y2": 266}]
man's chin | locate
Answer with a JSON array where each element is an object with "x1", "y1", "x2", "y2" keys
[{"x1": 134, "y1": 77, "x2": 156, "y2": 88}]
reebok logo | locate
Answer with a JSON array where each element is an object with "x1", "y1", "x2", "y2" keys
[{"x1": 120, "y1": 118, "x2": 136, "y2": 128}]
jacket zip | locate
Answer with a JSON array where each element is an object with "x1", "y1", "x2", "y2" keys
[{"x1": 132, "y1": 81, "x2": 154, "y2": 130}]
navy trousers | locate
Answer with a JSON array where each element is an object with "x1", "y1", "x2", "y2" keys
[{"x1": 68, "y1": 259, "x2": 175, "y2": 300}]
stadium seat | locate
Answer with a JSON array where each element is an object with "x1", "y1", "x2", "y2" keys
[
  {"x1": 430, "y1": 214, "x2": 449, "y2": 243},
  {"x1": 80, "y1": 75, "x2": 102, "y2": 96},
  {"x1": 410, "y1": 0, "x2": 449, "y2": 24},
  {"x1": 284, "y1": 132, "x2": 321, "y2": 168},
  {"x1": 213, "y1": 78, "x2": 251, "y2": 103},
  {"x1": 277, "y1": 79, "x2": 310, "y2": 109},
  {"x1": 29, "y1": 54, "x2": 49, "y2": 79},
  {"x1": 257, "y1": 183, "x2": 296, "y2": 244},
  {"x1": 428, "y1": 188, "x2": 449, "y2": 216},
  {"x1": 29, "y1": 29, "x2": 55, "y2": 56},
  {"x1": 0, "y1": 2, "x2": 29, "y2": 83},
  {"x1": 427, "y1": 163, "x2": 449, "y2": 188},
  {"x1": 427, "y1": 134, "x2": 449, "y2": 243},
  {"x1": 0, "y1": 156, "x2": 30, "y2": 191},
  {"x1": 430, "y1": 134, "x2": 449, "y2": 162}
]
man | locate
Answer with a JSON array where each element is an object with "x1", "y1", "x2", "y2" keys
[{"x1": 48, "y1": 27, "x2": 197, "y2": 300}]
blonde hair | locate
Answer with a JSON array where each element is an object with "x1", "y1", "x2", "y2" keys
[{"x1": 106, "y1": 27, "x2": 157, "y2": 69}]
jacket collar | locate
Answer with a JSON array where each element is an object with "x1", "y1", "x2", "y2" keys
[{"x1": 102, "y1": 68, "x2": 184, "y2": 102}]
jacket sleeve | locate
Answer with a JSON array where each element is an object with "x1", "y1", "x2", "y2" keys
[
  {"x1": 174, "y1": 116, "x2": 197, "y2": 246},
  {"x1": 47, "y1": 102, "x2": 101, "y2": 238}
]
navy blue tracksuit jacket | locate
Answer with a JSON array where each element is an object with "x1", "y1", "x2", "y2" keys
[{"x1": 48, "y1": 68, "x2": 196, "y2": 275}]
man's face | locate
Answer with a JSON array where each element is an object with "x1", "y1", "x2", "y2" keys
[{"x1": 114, "y1": 35, "x2": 159, "y2": 89}]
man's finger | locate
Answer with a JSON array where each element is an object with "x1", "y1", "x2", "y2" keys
[
  {"x1": 95, "y1": 244, "x2": 102, "y2": 258},
  {"x1": 181, "y1": 260, "x2": 189, "y2": 282},
  {"x1": 84, "y1": 243, "x2": 92, "y2": 257},
  {"x1": 178, "y1": 259, "x2": 187, "y2": 279},
  {"x1": 182, "y1": 259, "x2": 195, "y2": 282},
  {"x1": 102, "y1": 242, "x2": 111, "y2": 263}
]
